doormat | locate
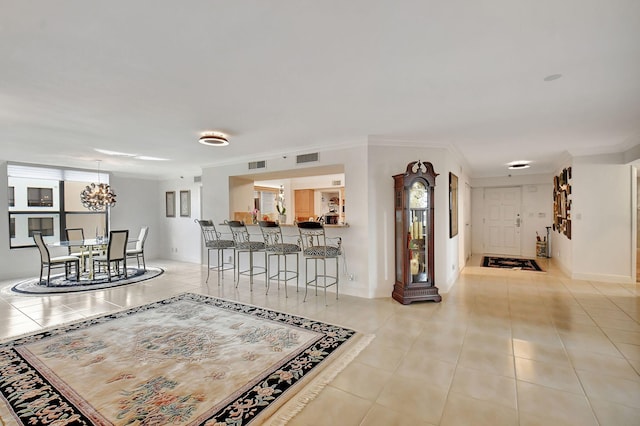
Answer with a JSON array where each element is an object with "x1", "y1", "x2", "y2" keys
[
  {"x1": 482, "y1": 256, "x2": 543, "y2": 271},
  {"x1": 0, "y1": 292, "x2": 372, "y2": 425}
]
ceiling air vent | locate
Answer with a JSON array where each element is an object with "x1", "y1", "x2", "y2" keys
[
  {"x1": 248, "y1": 160, "x2": 266, "y2": 170},
  {"x1": 194, "y1": 176, "x2": 202, "y2": 183},
  {"x1": 296, "y1": 152, "x2": 319, "y2": 164},
  {"x1": 332, "y1": 179, "x2": 342, "y2": 186}
]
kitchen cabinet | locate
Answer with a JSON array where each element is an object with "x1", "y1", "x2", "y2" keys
[
  {"x1": 392, "y1": 160, "x2": 441, "y2": 304},
  {"x1": 294, "y1": 189, "x2": 315, "y2": 222}
]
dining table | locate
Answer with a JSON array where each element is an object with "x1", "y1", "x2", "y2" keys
[{"x1": 50, "y1": 237, "x2": 135, "y2": 281}]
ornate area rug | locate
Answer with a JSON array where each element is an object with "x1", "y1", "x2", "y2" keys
[
  {"x1": 10, "y1": 266, "x2": 164, "y2": 295},
  {"x1": 0, "y1": 293, "x2": 372, "y2": 425},
  {"x1": 482, "y1": 256, "x2": 543, "y2": 272}
]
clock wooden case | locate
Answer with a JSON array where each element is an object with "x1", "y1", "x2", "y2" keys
[{"x1": 392, "y1": 160, "x2": 442, "y2": 304}]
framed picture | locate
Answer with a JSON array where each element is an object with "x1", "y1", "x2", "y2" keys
[
  {"x1": 180, "y1": 190, "x2": 191, "y2": 217},
  {"x1": 449, "y1": 172, "x2": 458, "y2": 238},
  {"x1": 165, "y1": 191, "x2": 176, "y2": 217}
]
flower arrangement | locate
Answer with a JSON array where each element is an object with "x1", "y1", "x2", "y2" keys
[
  {"x1": 276, "y1": 203, "x2": 286, "y2": 215},
  {"x1": 250, "y1": 208, "x2": 259, "y2": 223}
]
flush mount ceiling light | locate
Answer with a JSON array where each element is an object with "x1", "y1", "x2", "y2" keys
[
  {"x1": 543, "y1": 74, "x2": 563, "y2": 81},
  {"x1": 199, "y1": 131, "x2": 229, "y2": 146},
  {"x1": 507, "y1": 161, "x2": 531, "y2": 170}
]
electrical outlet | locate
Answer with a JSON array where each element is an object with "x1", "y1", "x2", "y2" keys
[{"x1": 348, "y1": 273, "x2": 355, "y2": 281}]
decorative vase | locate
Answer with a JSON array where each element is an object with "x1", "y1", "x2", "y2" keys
[{"x1": 278, "y1": 214, "x2": 287, "y2": 224}]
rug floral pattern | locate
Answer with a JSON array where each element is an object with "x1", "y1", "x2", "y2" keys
[{"x1": 0, "y1": 293, "x2": 366, "y2": 425}]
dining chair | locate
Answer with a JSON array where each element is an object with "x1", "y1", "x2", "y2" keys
[
  {"x1": 33, "y1": 231, "x2": 80, "y2": 286},
  {"x1": 93, "y1": 230, "x2": 129, "y2": 282},
  {"x1": 126, "y1": 226, "x2": 149, "y2": 270},
  {"x1": 195, "y1": 219, "x2": 235, "y2": 283},
  {"x1": 297, "y1": 221, "x2": 342, "y2": 305},
  {"x1": 65, "y1": 227, "x2": 102, "y2": 271},
  {"x1": 259, "y1": 221, "x2": 300, "y2": 297},
  {"x1": 225, "y1": 220, "x2": 266, "y2": 291}
]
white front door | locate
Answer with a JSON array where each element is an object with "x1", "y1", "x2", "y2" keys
[{"x1": 484, "y1": 187, "x2": 521, "y2": 256}]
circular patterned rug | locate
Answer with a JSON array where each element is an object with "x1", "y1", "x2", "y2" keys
[{"x1": 10, "y1": 266, "x2": 164, "y2": 295}]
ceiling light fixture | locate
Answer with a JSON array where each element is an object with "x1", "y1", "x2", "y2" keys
[
  {"x1": 199, "y1": 131, "x2": 229, "y2": 146},
  {"x1": 543, "y1": 74, "x2": 563, "y2": 82},
  {"x1": 507, "y1": 161, "x2": 531, "y2": 170},
  {"x1": 80, "y1": 161, "x2": 116, "y2": 211}
]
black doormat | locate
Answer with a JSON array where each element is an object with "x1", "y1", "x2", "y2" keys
[{"x1": 482, "y1": 256, "x2": 543, "y2": 272}]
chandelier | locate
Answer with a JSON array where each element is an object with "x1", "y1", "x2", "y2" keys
[{"x1": 80, "y1": 162, "x2": 117, "y2": 211}]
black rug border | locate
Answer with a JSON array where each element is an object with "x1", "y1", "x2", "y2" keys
[{"x1": 482, "y1": 256, "x2": 544, "y2": 272}]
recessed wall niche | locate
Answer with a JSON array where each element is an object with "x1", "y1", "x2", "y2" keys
[{"x1": 553, "y1": 167, "x2": 571, "y2": 239}]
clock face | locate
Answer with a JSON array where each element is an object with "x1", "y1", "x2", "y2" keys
[{"x1": 409, "y1": 181, "x2": 428, "y2": 208}]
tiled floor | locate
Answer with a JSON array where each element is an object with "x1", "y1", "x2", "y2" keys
[{"x1": 1, "y1": 255, "x2": 639, "y2": 425}]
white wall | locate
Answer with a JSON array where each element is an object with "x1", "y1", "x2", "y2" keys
[
  {"x1": 571, "y1": 160, "x2": 634, "y2": 282},
  {"x1": 109, "y1": 175, "x2": 162, "y2": 261},
  {"x1": 157, "y1": 177, "x2": 202, "y2": 263}
]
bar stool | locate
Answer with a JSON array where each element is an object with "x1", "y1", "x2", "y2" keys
[
  {"x1": 259, "y1": 221, "x2": 301, "y2": 297},
  {"x1": 297, "y1": 221, "x2": 342, "y2": 305},
  {"x1": 195, "y1": 219, "x2": 235, "y2": 283},
  {"x1": 226, "y1": 220, "x2": 266, "y2": 290}
]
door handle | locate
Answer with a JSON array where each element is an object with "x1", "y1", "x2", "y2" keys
[{"x1": 515, "y1": 214, "x2": 521, "y2": 227}]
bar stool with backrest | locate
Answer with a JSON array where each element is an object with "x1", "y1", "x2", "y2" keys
[
  {"x1": 297, "y1": 221, "x2": 342, "y2": 305},
  {"x1": 195, "y1": 219, "x2": 235, "y2": 283},
  {"x1": 93, "y1": 230, "x2": 129, "y2": 282},
  {"x1": 126, "y1": 226, "x2": 149, "y2": 270},
  {"x1": 258, "y1": 220, "x2": 301, "y2": 297},
  {"x1": 225, "y1": 220, "x2": 266, "y2": 291},
  {"x1": 33, "y1": 231, "x2": 80, "y2": 286}
]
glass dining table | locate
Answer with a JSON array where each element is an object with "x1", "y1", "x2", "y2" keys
[{"x1": 50, "y1": 238, "x2": 110, "y2": 281}]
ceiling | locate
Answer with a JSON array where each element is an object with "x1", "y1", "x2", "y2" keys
[{"x1": 2, "y1": 1, "x2": 639, "y2": 179}]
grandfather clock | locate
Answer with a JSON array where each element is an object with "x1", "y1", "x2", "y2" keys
[{"x1": 392, "y1": 160, "x2": 441, "y2": 304}]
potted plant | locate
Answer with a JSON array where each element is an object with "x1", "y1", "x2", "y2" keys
[{"x1": 276, "y1": 204, "x2": 287, "y2": 224}]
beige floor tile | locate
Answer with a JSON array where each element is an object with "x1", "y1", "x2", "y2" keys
[
  {"x1": 360, "y1": 403, "x2": 435, "y2": 426},
  {"x1": 354, "y1": 339, "x2": 406, "y2": 372},
  {"x1": 513, "y1": 338, "x2": 571, "y2": 365},
  {"x1": 590, "y1": 399, "x2": 640, "y2": 426},
  {"x1": 458, "y1": 347, "x2": 515, "y2": 377},
  {"x1": 519, "y1": 411, "x2": 595, "y2": 426},
  {"x1": 330, "y1": 361, "x2": 392, "y2": 401},
  {"x1": 410, "y1": 336, "x2": 464, "y2": 363},
  {"x1": 517, "y1": 381, "x2": 598, "y2": 426},
  {"x1": 577, "y1": 369, "x2": 640, "y2": 408},
  {"x1": 616, "y1": 342, "x2": 640, "y2": 361},
  {"x1": 515, "y1": 357, "x2": 583, "y2": 394},
  {"x1": 462, "y1": 329, "x2": 514, "y2": 355},
  {"x1": 568, "y1": 349, "x2": 640, "y2": 381},
  {"x1": 602, "y1": 327, "x2": 640, "y2": 345},
  {"x1": 286, "y1": 386, "x2": 371, "y2": 426},
  {"x1": 395, "y1": 350, "x2": 456, "y2": 389},
  {"x1": 376, "y1": 376, "x2": 447, "y2": 425},
  {"x1": 449, "y1": 366, "x2": 517, "y2": 409},
  {"x1": 440, "y1": 392, "x2": 518, "y2": 426}
]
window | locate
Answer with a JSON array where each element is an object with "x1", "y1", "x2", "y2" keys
[
  {"x1": 28, "y1": 217, "x2": 54, "y2": 237},
  {"x1": 27, "y1": 187, "x2": 54, "y2": 207},
  {"x1": 7, "y1": 164, "x2": 109, "y2": 248}
]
